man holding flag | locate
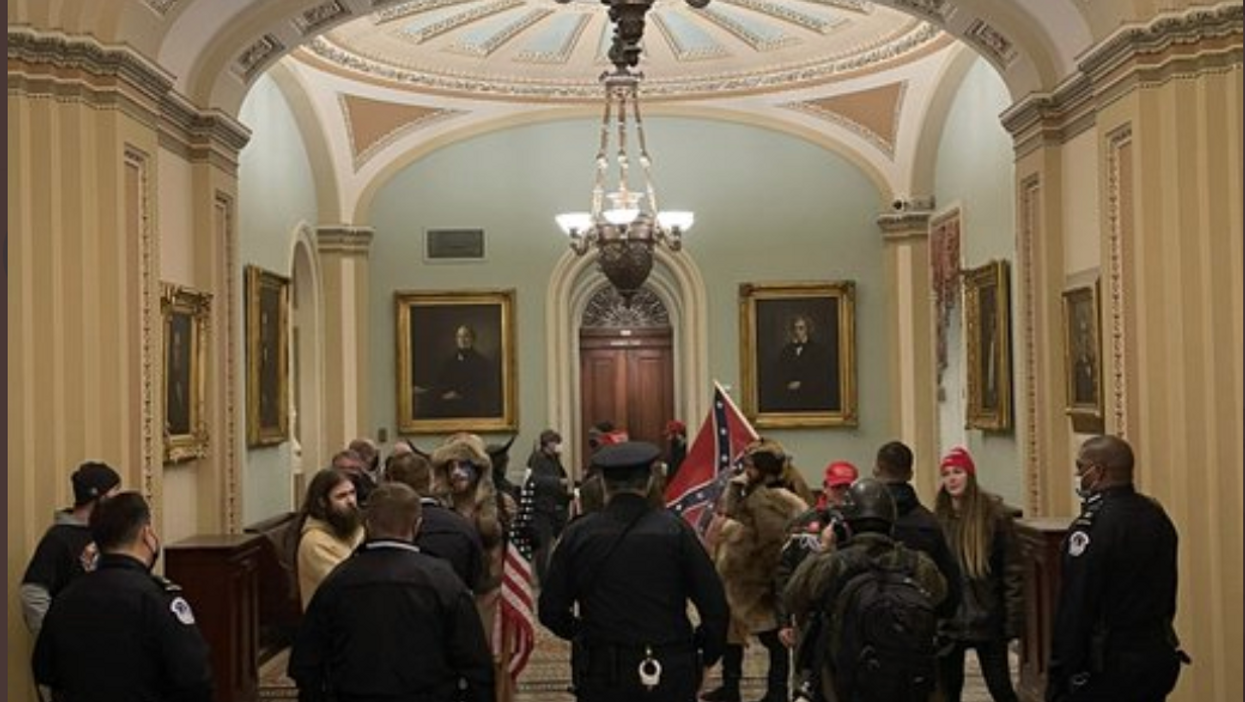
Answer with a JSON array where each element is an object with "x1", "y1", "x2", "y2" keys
[{"x1": 664, "y1": 382, "x2": 760, "y2": 537}]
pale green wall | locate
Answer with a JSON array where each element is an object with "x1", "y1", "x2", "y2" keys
[
  {"x1": 932, "y1": 58, "x2": 1020, "y2": 506},
  {"x1": 236, "y1": 74, "x2": 319, "y2": 523},
  {"x1": 366, "y1": 117, "x2": 893, "y2": 481}
]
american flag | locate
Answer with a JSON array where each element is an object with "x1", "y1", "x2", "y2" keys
[
  {"x1": 497, "y1": 473, "x2": 537, "y2": 680},
  {"x1": 664, "y1": 382, "x2": 759, "y2": 536}
]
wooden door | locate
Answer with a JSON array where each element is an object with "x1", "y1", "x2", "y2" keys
[{"x1": 579, "y1": 327, "x2": 674, "y2": 454}]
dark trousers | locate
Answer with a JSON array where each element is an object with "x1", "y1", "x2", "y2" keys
[
  {"x1": 756, "y1": 629, "x2": 790, "y2": 695},
  {"x1": 1062, "y1": 644, "x2": 1182, "y2": 702},
  {"x1": 575, "y1": 643, "x2": 701, "y2": 702},
  {"x1": 938, "y1": 640, "x2": 1018, "y2": 702}
]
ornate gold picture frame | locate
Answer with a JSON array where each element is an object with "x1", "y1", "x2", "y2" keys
[
  {"x1": 396, "y1": 289, "x2": 517, "y2": 434},
  {"x1": 739, "y1": 281, "x2": 857, "y2": 428},
  {"x1": 246, "y1": 265, "x2": 290, "y2": 446},
  {"x1": 162, "y1": 283, "x2": 211, "y2": 463},
  {"x1": 964, "y1": 260, "x2": 1012, "y2": 431},
  {"x1": 1062, "y1": 280, "x2": 1105, "y2": 433}
]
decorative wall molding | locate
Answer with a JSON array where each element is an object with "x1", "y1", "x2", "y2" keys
[
  {"x1": 1079, "y1": 2, "x2": 1242, "y2": 82},
  {"x1": 1105, "y1": 126, "x2": 1132, "y2": 437},
  {"x1": 1018, "y1": 175, "x2": 1042, "y2": 513},
  {"x1": 305, "y1": 23, "x2": 945, "y2": 101},
  {"x1": 159, "y1": 91, "x2": 252, "y2": 171},
  {"x1": 216, "y1": 193, "x2": 242, "y2": 532},
  {"x1": 143, "y1": 0, "x2": 181, "y2": 16},
  {"x1": 317, "y1": 226, "x2": 376, "y2": 255},
  {"x1": 8, "y1": 28, "x2": 173, "y2": 107},
  {"x1": 294, "y1": 1, "x2": 354, "y2": 36},
  {"x1": 963, "y1": 18, "x2": 1017, "y2": 69},
  {"x1": 233, "y1": 33, "x2": 285, "y2": 82},
  {"x1": 125, "y1": 147, "x2": 161, "y2": 503},
  {"x1": 887, "y1": 0, "x2": 949, "y2": 26},
  {"x1": 1000, "y1": 2, "x2": 1243, "y2": 158},
  {"x1": 8, "y1": 28, "x2": 250, "y2": 170}
]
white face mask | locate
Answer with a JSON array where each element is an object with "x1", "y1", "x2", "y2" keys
[{"x1": 550, "y1": 442, "x2": 562, "y2": 455}]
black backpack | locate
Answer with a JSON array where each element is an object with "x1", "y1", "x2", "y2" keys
[{"x1": 827, "y1": 545, "x2": 938, "y2": 702}]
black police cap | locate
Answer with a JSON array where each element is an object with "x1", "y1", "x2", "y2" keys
[{"x1": 592, "y1": 441, "x2": 661, "y2": 474}]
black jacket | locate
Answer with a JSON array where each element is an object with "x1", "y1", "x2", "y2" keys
[
  {"x1": 32, "y1": 554, "x2": 213, "y2": 702},
  {"x1": 538, "y1": 493, "x2": 729, "y2": 667},
  {"x1": 887, "y1": 482, "x2": 962, "y2": 618},
  {"x1": 289, "y1": 539, "x2": 494, "y2": 702},
  {"x1": 1047, "y1": 486, "x2": 1182, "y2": 702},
  {"x1": 938, "y1": 500, "x2": 1025, "y2": 642},
  {"x1": 416, "y1": 498, "x2": 486, "y2": 591}
]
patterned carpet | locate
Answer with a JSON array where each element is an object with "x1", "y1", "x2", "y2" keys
[{"x1": 260, "y1": 628, "x2": 1012, "y2": 701}]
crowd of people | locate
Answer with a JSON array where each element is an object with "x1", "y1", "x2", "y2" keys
[{"x1": 23, "y1": 431, "x2": 1187, "y2": 702}]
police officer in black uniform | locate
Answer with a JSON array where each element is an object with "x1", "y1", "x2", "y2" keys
[
  {"x1": 1047, "y1": 435, "x2": 1188, "y2": 702},
  {"x1": 32, "y1": 491, "x2": 213, "y2": 702},
  {"x1": 539, "y1": 441, "x2": 729, "y2": 702}
]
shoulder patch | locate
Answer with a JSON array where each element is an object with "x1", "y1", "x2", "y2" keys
[
  {"x1": 170, "y1": 596, "x2": 196, "y2": 625},
  {"x1": 1067, "y1": 531, "x2": 1091, "y2": 557}
]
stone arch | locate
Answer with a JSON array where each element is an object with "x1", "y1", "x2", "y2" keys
[
  {"x1": 288, "y1": 223, "x2": 326, "y2": 499},
  {"x1": 545, "y1": 247, "x2": 710, "y2": 470}
]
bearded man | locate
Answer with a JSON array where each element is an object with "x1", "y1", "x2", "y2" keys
[{"x1": 295, "y1": 468, "x2": 364, "y2": 609}]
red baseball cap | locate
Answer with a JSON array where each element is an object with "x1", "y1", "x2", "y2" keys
[{"x1": 823, "y1": 461, "x2": 858, "y2": 488}]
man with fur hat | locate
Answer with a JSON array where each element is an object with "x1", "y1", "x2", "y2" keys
[
  {"x1": 704, "y1": 439, "x2": 809, "y2": 702},
  {"x1": 431, "y1": 434, "x2": 512, "y2": 699},
  {"x1": 21, "y1": 461, "x2": 122, "y2": 637}
]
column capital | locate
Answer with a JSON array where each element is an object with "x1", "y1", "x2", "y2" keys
[
  {"x1": 317, "y1": 225, "x2": 375, "y2": 255},
  {"x1": 876, "y1": 197, "x2": 935, "y2": 241}
]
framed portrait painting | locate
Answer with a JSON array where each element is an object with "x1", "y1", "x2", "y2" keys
[
  {"x1": 245, "y1": 265, "x2": 290, "y2": 447},
  {"x1": 1062, "y1": 281, "x2": 1105, "y2": 433},
  {"x1": 162, "y1": 283, "x2": 211, "y2": 463},
  {"x1": 963, "y1": 260, "x2": 1012, "y2": 431},
  {"x1": 739, "y1": 281, "x2": 857, "y2": 428},
  {"x1": 396, "y1": 289, "x2": 517, "y2": 434}
]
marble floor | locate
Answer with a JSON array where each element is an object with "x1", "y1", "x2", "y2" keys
[{"x1": 262, "y1": 633, "x2": 1018, "y2": 702}]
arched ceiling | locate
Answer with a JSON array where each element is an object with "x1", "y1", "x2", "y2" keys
[
  {"x1": 302, "y1": 0, "x2": 940, "y2": 101},
  {"x1": 9, "y1": 0, "x2": 1131, "y2": 219}
]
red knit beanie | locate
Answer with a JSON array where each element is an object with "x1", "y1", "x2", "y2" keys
[{"x1": 939, "y1": 447, "x2": 976, "y2": 476}]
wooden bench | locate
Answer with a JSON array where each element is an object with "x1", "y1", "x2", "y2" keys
[{"x1": 243, "y1": 511, "x2": 302, "y2": 660}]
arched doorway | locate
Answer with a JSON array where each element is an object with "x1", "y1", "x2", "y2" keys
[{"x1": 578, "y1": 287, "x2": 675, "y2": 453}]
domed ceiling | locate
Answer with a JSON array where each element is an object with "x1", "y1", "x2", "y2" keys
[{"x1": 295, "y1": 0, "x2": 946, "y2": 102}]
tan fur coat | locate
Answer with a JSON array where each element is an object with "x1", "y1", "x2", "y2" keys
[{"x1": 715, "y1": 479, "x2": 809, "y2": 633}]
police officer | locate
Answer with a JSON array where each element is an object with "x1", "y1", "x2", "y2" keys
[
  {"x1": 32, "y1": 491, "x2": 213, "y2": 702},
  {"x1": 539, "y1": 441, "x2": 729, "y2": 702},
  {"x1": 1046, "y1": 435, "x2": 1188, "y2": 702}
]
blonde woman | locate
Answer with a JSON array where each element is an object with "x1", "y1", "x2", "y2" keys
[{"x1": 934, "y1": 447, "x2": 1024, "y2": 702}]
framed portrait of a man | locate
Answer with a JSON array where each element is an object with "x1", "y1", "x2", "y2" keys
[
  {"x1": 162, "y1": 283, "x2": 211, "y2": 463},
  {"x1": 964, "y1": 260, "x2": 1012, "y2": 431},
  {"x1": 246, "y1": 265, "x2": 290, "y2": 446},
  {"x1": 396, "y1": 289, "x2": 517, "y2": 434},
  {"x1": 1062, "y1": 280, "x2": 1105, "y2": 433},
  {"x1": 739, "y1": 281, "x2": 857, "y2": 428}
]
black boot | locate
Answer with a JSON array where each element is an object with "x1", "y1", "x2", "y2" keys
[
  {"x1": 701, "y1": 644, "x2": 743, "y2": 702},
  {"x1": 749, "y1": 629, "x2": 789, "y2": 702}
]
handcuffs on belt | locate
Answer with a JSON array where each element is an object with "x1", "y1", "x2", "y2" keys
[{"x1": 638, "y1": 646, "x2": 663, "y2": 690}]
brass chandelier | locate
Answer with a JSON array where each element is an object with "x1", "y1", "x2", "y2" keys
[{"x1": 554, "y1": 0, "x2": 707, "y2": 303}]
